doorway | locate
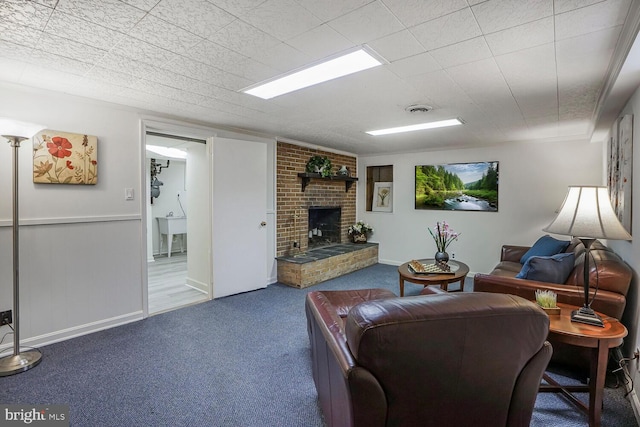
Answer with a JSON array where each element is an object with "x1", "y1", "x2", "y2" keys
[{"x1": 145, "y1": 132, "x2": 209, "y2": 315}]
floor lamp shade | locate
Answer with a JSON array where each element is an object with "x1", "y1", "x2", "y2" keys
[
  {"x1": 543, "y1": 186, "x2": 631, "y2": 326},
  {"x1": 0, "y1": 118, "x2": 46, "y2": 376}
]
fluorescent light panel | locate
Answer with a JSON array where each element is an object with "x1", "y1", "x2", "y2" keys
[
  {"x1": 367, "y1": 118, "x2": 463, "y2": 136},
  {"x1": 243, "y1": 48, "x2": 383, "y2": 99},
  {"x1": 146, "y1": 145, "x2": 187, "y2": 159}
]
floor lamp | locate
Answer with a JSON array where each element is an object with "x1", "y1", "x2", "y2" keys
[
  {"x1": 0, "y1": 118, "x2": 46, "y2": 376},
  {"x1": 543, "y1": 186, "x2": 631, "y2": 327}
]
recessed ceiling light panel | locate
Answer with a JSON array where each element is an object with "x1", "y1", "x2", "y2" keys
[
  {"x1": 242, "y1": 47, "x2": 384, "y2": 99},
  {"x1": 366, "y1": 118, "x2": 464, "y2": 136}
]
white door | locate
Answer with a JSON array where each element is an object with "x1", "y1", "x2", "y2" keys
[{"x1": 212, "y1": 137, "x2": 268, "y2": 298}]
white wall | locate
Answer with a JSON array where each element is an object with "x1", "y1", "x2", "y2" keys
[
  {"x1": 0, "y1": 83, "x2": 144, "y2": 348},
  {"x1": 358, "y1": 139, "x2": 604, "y2": 274},
  {"x1": 607, "y1": 85, "x2": 640, "y2": 387},
  {"x1": 0, "y1": 83, "x2": 277, "y2": 350}
]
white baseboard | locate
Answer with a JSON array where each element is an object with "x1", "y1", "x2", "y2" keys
[
  {"x1": 186, "y1": 277, "x2": 209, "y2": 294},
  {"x1": 0, "y1": 311, "x2": 144, "y2": 354}
]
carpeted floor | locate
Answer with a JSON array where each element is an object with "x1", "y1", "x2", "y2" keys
[{"x1": 0, "y1": 263, "x2": 637, "y2": 426}]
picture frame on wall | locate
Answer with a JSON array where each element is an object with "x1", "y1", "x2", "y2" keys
[
  {"x1": 32, "y1": 129, "x2": 98, "y2": 185},
  {"x1": 608, "y1": 114, "x2": 633, "y2": 234},
  {"x1": 415, "y1": 162, "x2": 498, "y2": 211},
  {"x1": 372, "y1": 182, "x2": 393, "y2": 212}
]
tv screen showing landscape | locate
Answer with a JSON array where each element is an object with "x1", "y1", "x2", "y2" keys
[{"x1": 415, "y1": 161, "x2": 498, "y2": 211}]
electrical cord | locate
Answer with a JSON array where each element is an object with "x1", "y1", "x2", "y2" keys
[
  {"x1": 611, "y1": 346, "x2": 636, "y2": 397},
  {"x1": 177, "y1": 193, "x2": 186, "y2": 217},
  {"x1": 0, "y1": 323, "x2": 43, "y2": 358}
]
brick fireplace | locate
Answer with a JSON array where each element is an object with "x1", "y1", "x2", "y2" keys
[
  {"x1": 276, "y1": 142, "x2": 357, "y2": 256},
  {"x1": 276, "y1": 142, "x2": 378, "y2": 288}
]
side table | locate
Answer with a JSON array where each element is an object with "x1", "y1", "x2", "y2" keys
[
  {"x1": 397, "y1": 259, "x2": 469, "y2": 296},
  {"x1": 539, "y1": 303, "x2": 627, "y2": 427}
]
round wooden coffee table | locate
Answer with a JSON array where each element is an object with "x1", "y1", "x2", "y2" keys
[
  {"x1": 539, "y1": 303, "x2": 627, "y2": 427},
  {"x1": 398, "y1": 259, "x2": 469, "y2": 296}
]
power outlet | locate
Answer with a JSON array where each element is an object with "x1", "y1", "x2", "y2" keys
[
  {"x1": 0, "y1": 310, "x2": 12, "y2": 326},
  {"x1": 451, "y1": 252, "x2": 456, "y2": 259}
]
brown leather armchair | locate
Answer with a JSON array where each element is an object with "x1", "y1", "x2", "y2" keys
[{"x1": 305, "y1": 290, "x2": 552, "y2": 427}]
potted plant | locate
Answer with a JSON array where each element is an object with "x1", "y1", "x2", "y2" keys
[
  {"x1": 305, "y1": 155, "x2": 333, "y2": 177},
  {"x1": 348, "y1": 220, "x2": 373, "y2": 243}
]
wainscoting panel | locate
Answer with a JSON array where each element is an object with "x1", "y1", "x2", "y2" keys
[{"x1": 0, "y1": 218, "x2": 144, "y2": 349}]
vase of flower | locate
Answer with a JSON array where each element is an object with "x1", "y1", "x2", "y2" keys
[
  {"x1": 348, "y1": 220, "x2": 373, "y2": 244},
  {"x1": 435, "y1": 251, "x2": 449, "y2": 264},
  {"x1": 428, "y1": 221, "x2": 460, "y2": 265}
]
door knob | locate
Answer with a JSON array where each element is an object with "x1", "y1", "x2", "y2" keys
[{"x1": 260, "y1": 221, "x2": 267, "y2": 227}]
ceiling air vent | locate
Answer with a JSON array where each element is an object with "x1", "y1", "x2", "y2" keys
[{"x1": 405, "y1": 104, "x2": 432, "y2": 113}]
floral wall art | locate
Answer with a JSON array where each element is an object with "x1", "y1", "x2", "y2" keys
[
  {"x1": 608, "y1": 114, "x2": 633, "y2": 234},
  {"x1": 33, "y1": 130, "x2": 98, "y2": 184}
]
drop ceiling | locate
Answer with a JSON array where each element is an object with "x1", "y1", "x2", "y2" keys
[{"x1": 1, "y1": 0, "x2": 639, "y2": 155}]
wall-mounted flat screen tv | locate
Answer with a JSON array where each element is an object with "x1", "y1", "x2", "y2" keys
[{"x1": 415, "y1": 161, "x2": 498, "y2": 211}]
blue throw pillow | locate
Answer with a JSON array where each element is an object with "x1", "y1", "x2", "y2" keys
[
  {"x1": 516, "y1": 253, "x2": 575, "y2": 284},
  {"x1": 520, "y1": 235, "x2": 570, "y2": 264}
]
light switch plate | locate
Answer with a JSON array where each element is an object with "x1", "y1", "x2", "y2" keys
[{"x1": 125, "y1": 188, "x2": 134, "y2": 200}]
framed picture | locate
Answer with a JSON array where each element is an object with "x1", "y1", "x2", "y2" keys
[
  {"x1": 608, "y1": 114, "x2": 632, "y2": 234},
  {"x1": 372, "y1": 182, "x2": 393, "y2": 212},
  {"x1": 33, "y1": 130, "x2": 98, "y2": 184},
  {"x1": 415, "y1": 161, "x2": 498, "y2": 211}
]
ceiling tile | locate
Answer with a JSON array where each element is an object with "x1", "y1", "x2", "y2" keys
[
  {"x1": 111, "y1": 37, "x2": 181, "y2": 67},
  {"x1": 0, "y1": 40, "x2": 35, "y2": 62},
  {"x1": 286, "y1": 24, "x2": 354, "y2": 62},
  {"x1": 55, "y1": 0, "x2": 147, "y2": 32},
  {"x1": 241, "y1": 0, "x2": 322, "y2": 41},
  {"x1": 471, "y1": 0, "x2": 552, "y2": 34},
  {"x1": 44, "y1": 10, "x2": 126, "y2": 51},
  {"x1": 19, "y1": 65, "x2": 81, "y2": 91},
  {"x1": 554, "y1": 0, "x2": 604, "y2": 14},
  {"x1": 484, "y1": 17, "x2": 553, "y2": 56},
  {"x1": 295, "y1": 0, "x2": 373, "y2": 22},
  {"x1": 211, "y1": 19, "x2": 281, "y2": 58},
  {"x1": 0, "y1": 20, "x2": 43, "y2": 48},
  {"x1": 404, "y1": 69, "x2": 475, "y2": 110},
  {"x1": 163, "y1": 56, "x2": 251, "y2": 90},
  {"x1": 328, "y1": 1, "x2": 404, "y2": 44},
  {"x1": 495, "y1": 43, "x2": 557, "y2": 88},
  {"x1": 430, "y1": 36, "x2": 493, "y2": 69},
  {"x1": 82, "y1": 66, "x2": 141, "y2": 87},
  {"x1": 119, "y1": 0, "x2": 161, "y2": 11},
  {"x1": 0, "y1": 0, "x2": 52, "y2": 30},
  {"x1": 368, "y1": 30, "x2": 424, "y2": 62},
  {"x1": 386, "y1": 51, "x2": 441, "y2": 78},
  {"x1": 249, "y1": 42, "x2": 311, "y2": 72},
  {"x1": 382, "y1": 0, "x2": 468, "y2": 28},
  {"x1": 33, "y1": 0, "x2": 59, "y2": 7},
  {"x1": 206, "y1": 0, "x2": 266, "y2": 17},
  {"x1": 129, "y1": 15, "x2": 204, "y2": 54},
  {"x1": 149, "y1": 0, "x2": 236, "y2": 40},
  {"x1": 410, "y1": 8, "x2": 482, "y2": 51},
  {"x1": 555, "y1": 0, "x2": 631, "y2": 40},
  {"x1": 95, "y1": 53, "x2": 157, "y2": 78},
  {"x1": 0, "y1": 57, "x2": 27, "y2": 82},
  {"x1": 35, "y1": 33, "x2": 108, "y2": 64},
  {"x1": 26, "y1": 49, "x2": 94, "y2": 75}
]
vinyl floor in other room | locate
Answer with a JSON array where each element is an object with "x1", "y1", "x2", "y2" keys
[{"x1": 148, "y1": 252, "x2": 208, "y2": 315}]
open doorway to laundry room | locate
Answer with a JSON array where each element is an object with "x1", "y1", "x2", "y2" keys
[{"x1": 145, "y1": 132, "x2": 209, "y2": 315}]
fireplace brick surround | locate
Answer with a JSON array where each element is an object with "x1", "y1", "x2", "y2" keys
[
  {"x1": 276, "y1": 142, "x2": 357, "y2": 256},
  {"x1": 276, "y1": 142, "x2": 377, "y2": 287}
]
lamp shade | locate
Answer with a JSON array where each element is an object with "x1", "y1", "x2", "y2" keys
[
  {"x1": 543, "y1": 186, "x2": 631, "y2": 240},
  {"x1": 0, "y1": 117, "x2": 46, "y2": 139}
]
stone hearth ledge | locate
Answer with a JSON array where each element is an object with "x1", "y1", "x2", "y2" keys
[{"x1": 276, "y1": 243, "x2": 378, "y2": 288}]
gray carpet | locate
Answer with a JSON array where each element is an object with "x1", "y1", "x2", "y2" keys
[{"x1": 0, "y1": 263, "x2": 637, "y2": 426}]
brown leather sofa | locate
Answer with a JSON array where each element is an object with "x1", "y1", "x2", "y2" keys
[
  {"x1": 305, "y1": 289, "x2": 552, "y2": 427},
  {"x1": 474, "y1": 238, "x2": 632, "y2": 320}
]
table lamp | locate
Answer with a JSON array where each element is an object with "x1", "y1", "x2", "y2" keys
[
  {"x1": 0, "y1": 118, "x2": 46, "y2": 376},
  {"x1": 543, "y1": 186, "x2": 631, "y2": 327}
]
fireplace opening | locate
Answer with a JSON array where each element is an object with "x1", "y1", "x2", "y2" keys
[{"x1": 308, "y1": 207, "x2": 341, "y2": 249}]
